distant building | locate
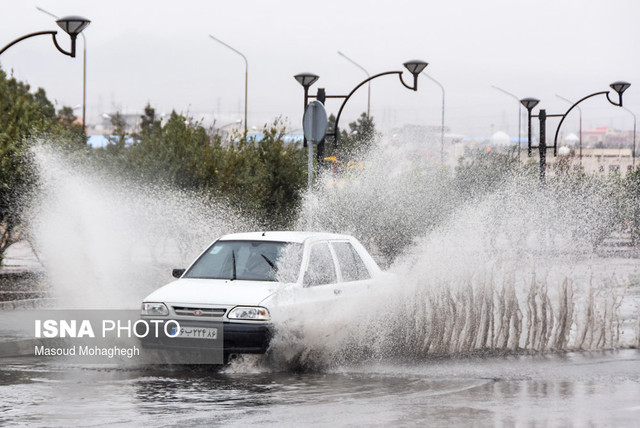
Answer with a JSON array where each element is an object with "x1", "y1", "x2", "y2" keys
[
  {"x1": 543, "y1": 147, "x2": 635, "y2": 175},
  {"x1": 582, "y1": 126, "x2": 633, "y2": 149}
]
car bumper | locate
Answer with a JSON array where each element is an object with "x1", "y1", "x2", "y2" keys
[{"x1": 140, "y1": 320, "x2": 272, "y2": 355}]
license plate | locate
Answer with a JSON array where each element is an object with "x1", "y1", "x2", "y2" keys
[{"x1": 175, "y1": 327, "x2": 218, "y2": 339}]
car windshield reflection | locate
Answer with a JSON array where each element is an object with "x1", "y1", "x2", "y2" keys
[{"x1": 184, "y1": 240, "x2": 302, "y2": 282}]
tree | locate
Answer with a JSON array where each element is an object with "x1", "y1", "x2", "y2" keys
[
  {"x1": 0, "y1": 69, "x2": 56, "y2": 264},
  {"x1": 51, "y1": 106, "x2": 87, "y2": 148},
  {"x1": 326, "y1": 112, "x2": 376, "y2": 162}
]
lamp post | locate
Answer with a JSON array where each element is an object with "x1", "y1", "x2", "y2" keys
[
  {"x1": 492, "y1": 85, "x2": 522, "y2": 159},
  {"x1": 337, "y1": 51, "x2": 370, "y2": 118},
  {"x1": 209, "y1": 35, "x2": 248, "y2": 134},
  {"x1": 424, "y1": 72, "x2": 445, "y2": 163},
  {"x1": 0, "y1": 16, "x2": 90, "y2": 58},
  {"x1": 521, "y1": 81, "x2": 630, "y2": 182},
  {"x1": 36, "y1": 7, "x2": 88, "y2": 131},
  {"x1": 294, "y1": 60, "x2": 427, "y2": 166},
  {"x1": 621, "y1": 106, "x2": 637, "y2": 170},
  {"x1": 555, "y1": 94, "x2": 583, "y2": 167},
  {"x1": 520, "y1": 97, "x2": 539, "y2": 158}
]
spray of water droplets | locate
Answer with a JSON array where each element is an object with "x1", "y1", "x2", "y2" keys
[{"x1": 25, "y1": 139, "x2": 639, "y2": 369}]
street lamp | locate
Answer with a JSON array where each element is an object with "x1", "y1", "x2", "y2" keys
[
  {"x1": 294, "y1": 72, "x2": 320, "y2": 149},
  {"x1": 294, "y1": 60, "x2": 427, "y2": 163},
  {"x1": 0, "y1": 15, "x2": 90, "y2": 58},
  {"x1": 209, "y1": 35, "x2": 248, "y2": 134},
  {"x1": 492, "y1": 85, "x2": 522, "y2": 159},
  {"x1": 520, "y1": 97, "x2": 539, "y2": 158},
  {"x1": 555, "y1": 94, "x2": 583, "y2": 167},
  {"x1": 424, "y1": 72, "x2": 446, "y2": 163},
  {"x1": 294, "y1": 72, "x2": 320, "y2": 111},
  {"x1": 553, "y1": 81, "x2": 630, "y2": 151},
  {"x1": 337, "y1": 51, "x2": 370, "y2": 118},
  {"x1": 36, "y1": 7, "x2": 88, "y2": 131},
  {"x1": 521, "y1": 81, "x2": 630, "y2": 182}
]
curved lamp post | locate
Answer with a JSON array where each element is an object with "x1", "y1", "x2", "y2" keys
[
  {"x1": 209, "y1": 35, "x2": 248, "y2": 134},
  {"x1": 553, "y1": 82, "x2": 630, "y2": 150},
  {"x1": 335, "y1": 60, "x2": 427, "y2": 144},
  {"x1": 294, "y1": 61, "x2": 427, "y2": 166},
  {"x1": 337, "y1": 51, "x2": 370, "y2": 118},
  {"x1": 36, "y1": 7, "x2": 88, "y2": 131},
  {"x1": 492, "y1": 85, "x2": 522, "y2": 159},
  {"x1": 294, "y1": 61, "x2": 427, "y2": 164},
  {"x1": 0, "y1": 16, "x2": 90, "y2": 58},
  {"x1": 521, "y1": 81, "x2": 630, "y2": 182}
]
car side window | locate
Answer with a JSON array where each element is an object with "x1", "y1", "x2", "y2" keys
[
  {"x1": 332, "y1": 241, "x2": 371, "y2": 282},
  {"x1": 303, "y1": 243, "x2": 337, "y2": 286}
]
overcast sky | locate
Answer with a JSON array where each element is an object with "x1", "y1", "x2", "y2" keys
[{"x1": 1, "y1": 0, "x2": 638, "y2": 137}]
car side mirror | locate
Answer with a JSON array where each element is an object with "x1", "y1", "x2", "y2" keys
[{"x1": 172, "y1": 268, "x2": 186, "y2": 278}]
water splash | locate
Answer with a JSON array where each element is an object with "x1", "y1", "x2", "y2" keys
[
  {"x1": 264, "y1": 138, "x2": 639, "y2": 369},
  {"x1": 25, "y1": 140, "x2": 639, "y2": 369},
  {"x1": 27, "y1": 144, "x2": 255, "y2": 308}
]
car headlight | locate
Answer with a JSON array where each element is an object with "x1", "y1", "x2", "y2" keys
[
  {"x1": 228, "y1": 306, "x2": 270, "y2": 321},
  {"x1": 141, "y1": 302, "x2": 169, "y2": 316}
]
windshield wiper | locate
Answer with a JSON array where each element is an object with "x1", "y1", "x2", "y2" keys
[
  {"x1": 260, "y1": 254, "x2": 277, "y2": 272},
  {"x1": 231, "y1": 249, "x2": 237, "y2": 281}
]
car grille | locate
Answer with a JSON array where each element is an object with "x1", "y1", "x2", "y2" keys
[{"x1": 172, "y1": 306, "x2": 227, "y2": 317}]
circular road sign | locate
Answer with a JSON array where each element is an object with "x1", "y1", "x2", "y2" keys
[{"x1": 303, "y1": 100, "x2": 328, "y2": 144}]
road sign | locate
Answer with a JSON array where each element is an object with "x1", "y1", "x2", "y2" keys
[{"x1": 303, "y1": 100, "x2": 328, "y2": 144}]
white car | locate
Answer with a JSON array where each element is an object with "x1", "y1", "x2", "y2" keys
[{"x1": 140, "y1": 231, "x2": 386, "y2": 361}]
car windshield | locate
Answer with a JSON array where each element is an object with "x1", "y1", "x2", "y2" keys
[{"x1": 184, "y1": 240, "x2": 303, "y2": 282}]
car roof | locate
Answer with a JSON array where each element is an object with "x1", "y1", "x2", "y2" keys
[{"x1": 217, "y1": 231, "x2": 354, "y2": 244}]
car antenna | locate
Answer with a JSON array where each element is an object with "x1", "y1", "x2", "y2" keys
[{"x1": 262, "y1": 231, "x2": 266, "y2": 236}]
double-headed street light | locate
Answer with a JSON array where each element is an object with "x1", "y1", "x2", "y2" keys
[
  {"x1": 294, "y1": 60, "x2": 428, "y2": 163},
  {"x1": 0, "y1": 16, "x2": 90, "y2": 58},
  {"x1": 521, "y1": 81, "x2": 631, "y2": 182}
]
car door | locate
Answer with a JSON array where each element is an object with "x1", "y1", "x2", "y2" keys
[
  {"x1": 329, "y1": 239, "x2": 375, "y2": 298},
  {"x1": 273, "y1": 241, "x2": 341, "y2": 322}
]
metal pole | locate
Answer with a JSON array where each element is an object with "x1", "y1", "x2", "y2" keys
[
  {"x1": 425, "y1": 72, "x2": 446, "y2": 163},
  {"x1": 527, "y1": 109, "x2": 533, "y2": 157},
  {"x1": 337, "y1": 51, "x2": 370, "y2": 118},
  {"x1": 209, "y1": 35, "x2": 248, "y2": 134},
  {"x1": 81, "y1": 33, "x2": 86, "y2": 130},
  {"x1": 622, "y1": 106, "x2": 636, "y2": 170},
  {"x1": 37, "y1": 7, "x2": 87, "y2": 131},
  {"x1": 492, "y1": 85, "x2": 521, "y2": 159},
  {"x1": 308, "y1": 136, "x2": 313, "y2": 193},
  {"x1": 303, "y1": 86, "x2": 309, "y2": 148},
  {"x1": 556, "y1": 94, "x2": 583, "y2": 168},
  {"x1": 539, "y1": 109, "x2": 547, "y2": 182},
  {"x1": 333, "y1": 70, "x2": 410, "y2": 147}
]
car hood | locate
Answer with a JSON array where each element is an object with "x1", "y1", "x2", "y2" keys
[{"x1": 143, "y1": 278, "x2": 278, "y2": 306}]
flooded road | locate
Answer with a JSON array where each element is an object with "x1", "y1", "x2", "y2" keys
[
  {"x1": 1, "y1": 350, "x2": 639, "y2": 426},
  {"x1": 4, "y1": 147, "x2": 640, "y2": 426}
]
